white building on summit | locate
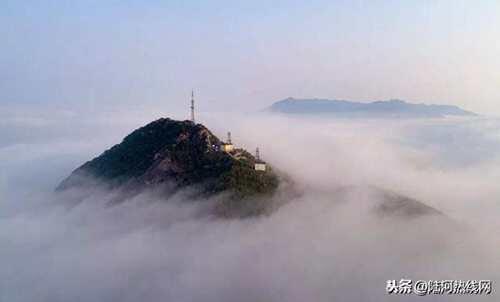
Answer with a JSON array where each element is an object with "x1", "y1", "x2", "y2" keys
[
  {"x1": 254, "y1": 148, "x2": 266, "y2": 171},
  {"x1": 188, "y1": 93, "x2": 235, "y2": 154},
  {"x1": 221, "y1": 132, "x2": 234, "y2": 152}
]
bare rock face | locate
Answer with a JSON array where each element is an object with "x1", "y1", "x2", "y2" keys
[{"x1": 57, "y1": 118, "x2": 280, "y2": 216}]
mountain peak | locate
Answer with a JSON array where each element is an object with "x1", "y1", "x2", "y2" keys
[{"x1": 57, "y1": 118, "x2": 280, "y2": 216}]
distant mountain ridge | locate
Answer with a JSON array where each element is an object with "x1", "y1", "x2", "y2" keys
[{"x1": 268, "y1": 98, "x2": 477, "y2": 118}]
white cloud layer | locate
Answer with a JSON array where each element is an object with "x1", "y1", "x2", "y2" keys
[{"x1": 1, "y1": 107, "x2": 499, "y2": 301}]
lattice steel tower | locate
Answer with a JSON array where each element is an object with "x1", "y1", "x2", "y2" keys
[{"x1": 190, "y1": 90, "x2": 195, "y2": 123}]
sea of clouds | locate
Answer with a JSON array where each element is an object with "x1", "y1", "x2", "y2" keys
[{"x1": 1, "y1": 105, "x2": 499, "y2": 301}]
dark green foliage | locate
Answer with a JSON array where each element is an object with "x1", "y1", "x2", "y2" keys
[
  {"x1": 219, "y1": 158, "x2": 279, "y2": 197},
  {"x1": 78, "y1": 118, "x2": 198, "y2": 182},
  {"x1": 166, "y1": 129, "x2": 232, "y2": 187},
  {"x1": 215, "y1": 159, "x2": 280, "y2": 218},
  {"x1": 58, "y1": 118, "x2": 280, "y2": 211}
]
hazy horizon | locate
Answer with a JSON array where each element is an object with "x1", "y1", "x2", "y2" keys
[{"x1": 2, "y1": 0, "x2": 500, "y2": 114}]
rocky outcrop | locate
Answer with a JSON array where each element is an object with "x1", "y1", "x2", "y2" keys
[{"x1": 57, "y1": 118, "x2": 280, "y2": 216}]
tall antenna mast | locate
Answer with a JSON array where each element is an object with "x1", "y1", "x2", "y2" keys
[
  {"x1": 190, "y1": 90, "x2": 195, "y2": 123},
  {"x1": 227, "y1": 132, "x2": 232, "y2": 144},
  {"x1": 255, "y1": 147, "x2": 260, "y2": 161}
]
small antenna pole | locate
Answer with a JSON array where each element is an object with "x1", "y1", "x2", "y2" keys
[
  {"x1": 256, "y1": 147, "x2": 260, "y2": 161},
  {"x1": 190, "y1": 90, "x2": 195, "y2": 123}
]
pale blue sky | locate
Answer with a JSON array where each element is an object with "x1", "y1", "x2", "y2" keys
[{"x1": 1, "y1": 0, "x2": 500, "y2": 114}]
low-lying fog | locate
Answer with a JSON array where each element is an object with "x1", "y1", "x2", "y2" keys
[{"x1": 1, "y1": 106, "x2": 499, "y2": 301}]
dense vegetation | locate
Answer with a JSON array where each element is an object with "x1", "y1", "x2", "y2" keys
[
  {"x1": 58, "y1": 118, "x2": 280, "y2": 216},
  {"x1": 77, "y1": 119, "x2": 203, "y2": 182}
]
